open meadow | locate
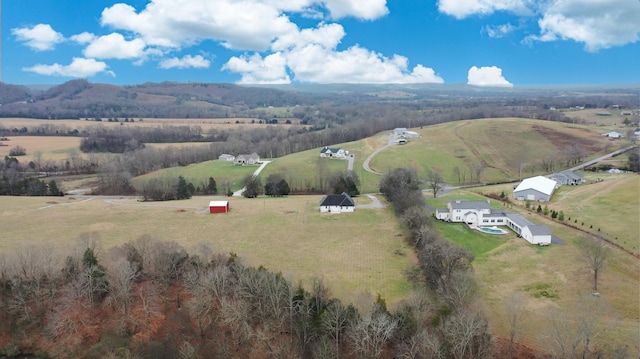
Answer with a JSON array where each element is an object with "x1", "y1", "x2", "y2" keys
[
  {"x1": 426, "y1": 188, "x2": 640, "y2": 355},
  {"x1": 0, "y1": 194, "x2": 415, "y2": 307},
  {"x1": 370, "y1": 118, "x2": 629, "y2": 184}
]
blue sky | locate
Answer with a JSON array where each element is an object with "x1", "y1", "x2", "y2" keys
[{"x1": 3, "y1": 0, "x2": 639, "y2": 86}]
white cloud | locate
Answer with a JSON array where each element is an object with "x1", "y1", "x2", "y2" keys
[
  {"x1": 101, "y1": 1, "x2": 297, "y2": 51},
  {"x1": 467, "y1": 66, "x2": 513, "y2": 87},
  {"x1": 23, "y1": 57, "x2": 115, "y2": 78},
  {"x1": 83, "y1": 33, "x2": 147, "y2": 59},
  {"x1": 285, "y1": 45, "x2": 443, "y2": 84},
  {"x1": 322, "y1": 0, "x2": 389, "y2": 20},
  {"x1": 485, "y1": 23, "x2": 517, "y2": 38},
  {"x1": 159, "y1": 55, "x2": 211, "y2": 69},
  {"x1": 527, "y1": 0, "x2": 640, "y2": 52},
  {"x1": 437, "y1": 0, "x2": 532, "y2": 19},
  {"x1": 223, "y1": 53, "x2": 291, "y2": 84},
  {"x1": 70, "y1": 32, "x2": 96, "y2": 45},
  {"x1": 12, "y1": 24, "x2": 64, "y2": 51},
  {"x1": 440, "y1": 0, "x2": 639, "y2": 51},
  {"x1": 272, "y1": 23, "x2": 345, "y2": 51}
]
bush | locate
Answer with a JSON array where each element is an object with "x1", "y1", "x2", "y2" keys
[{"x1": 9, "y1": 145, "x2": 26, "y2": 156}]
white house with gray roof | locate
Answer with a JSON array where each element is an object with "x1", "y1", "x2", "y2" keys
[
  {"x1": 513, "y1": 175, "x2": 557, "y2": 202},
  {"x1": 435, "y1": 199, "x2": 552, "y2": 245},
  {"x1": 550, "y1": 170, "x2": 585, "y2": 186}
]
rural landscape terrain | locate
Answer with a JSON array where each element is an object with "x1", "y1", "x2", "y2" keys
[{"x1": 0, "y1": 81, "x2": 638, "y2": 359}]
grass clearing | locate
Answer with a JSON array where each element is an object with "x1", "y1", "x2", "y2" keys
[
  {"x1": 0, "y1": 194, "x2": 415, "y2": 306},
  {"x1": 133, "y1": 160, "x2": 259, "y2": 192}
]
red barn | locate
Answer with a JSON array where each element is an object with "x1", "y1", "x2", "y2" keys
[{"x1": 209, "y1": 200, "x2": 230, "y2": 213}]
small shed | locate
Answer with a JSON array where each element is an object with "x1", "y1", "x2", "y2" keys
[{"x1": 209, "y1": 200, "x2": 230, "y2": 213}]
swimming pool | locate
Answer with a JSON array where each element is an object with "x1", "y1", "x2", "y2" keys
[{"x1": 478, "y1": 226, "x2": 508, "y2": 235}]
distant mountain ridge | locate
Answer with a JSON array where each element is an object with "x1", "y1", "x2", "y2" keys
[{"x1": 0, "y1": 79, "x2": 637, "y2": 119}]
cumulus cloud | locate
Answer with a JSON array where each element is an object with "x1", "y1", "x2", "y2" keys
[
  {"x1": 223, "y1": 53, "x2": 291, "y2": 84},
  {"x1": 437, "y1": 0, "x2": 532, "y2": 19},
  {"x1": 225, "y1": 22, "x2": 443, "y2": 84},
  {"x1": 101, "y1": 1, "x2": 297, "y2": 51},
  {"x1": 440, "y1": 0, "x2": 639, "y2": 51},
  {"x1": 527, "y1": 0, "x2": 640, "y2": 52},
  {"x1": 83, "y1": 33, "x2": 147, "y2": 59},
  {"x1": 159, "y1": 55, "x2": 211, "y2": 69},
  {"x1": 12, "y1": 24, "x2": 64, "y2": 51},
  {"x1": 467, "y1": 66, "x2": 513, "y2": 87},
  {"x1": 322, "y1": 0, "x2": 389, "y2": 20},
  {"x1": 23, "y1": 57, "x2": 115, "y2": 78},
  {"x1": 70, "y1": 32, "x2": 96, "y2": 45}
]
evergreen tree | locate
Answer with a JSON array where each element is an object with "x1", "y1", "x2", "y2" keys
[
  {"x1": 206, "y1": 177, "x2": 217, "y2": 194},
  {"x1": 275, "y1": 178, "x2": 290, "y2": 196},
  {"x1": 176, "y1": 175, "x2": 192, "y2": 200},
  {"x1": 48, "y1": 179, "x2": 62, "y2": 196}
]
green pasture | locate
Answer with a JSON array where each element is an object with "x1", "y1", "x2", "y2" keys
[
  {"x1": 0, "y1": 194, "x2": 414, "y2": 307},
  {"x1": 133, "y1": 159, "x2": 258, "y2": 192},
  {"x1": 372, "y1": 118, "x2": 622, "y2": 185}
]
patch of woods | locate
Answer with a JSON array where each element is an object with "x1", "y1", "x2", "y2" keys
[{"x1": 0, "y1": 233, "x2": 483, "y2": 359}]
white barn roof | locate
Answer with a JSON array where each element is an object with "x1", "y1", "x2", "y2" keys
[
  {"x1": 209, "y1": 201, "x2": 229, "y2": 207},
  {"x1": 514, "y1": 176, "x2": 557, "y2": 196}
]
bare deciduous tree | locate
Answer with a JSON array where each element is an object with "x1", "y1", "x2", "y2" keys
[
  {"x1": 579, "y1": 236, "x2": 610, "y2": 292},
  {"x1": 427, "y1": 168, "x2": 444, "y2": 198},
  {"x1": 503, "y1": 292, "x2": 527, "y2": 359}
]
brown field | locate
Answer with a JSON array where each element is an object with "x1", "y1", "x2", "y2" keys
[
  {"x1": 0, "y1": 117, "x2": 307, "y2": 135},
  {"x1": 0, "y1": 194, "x2": 415, "y2": 307},
  {"x1": 0, "y1": 136, "x2": 81, "y2": 161}
]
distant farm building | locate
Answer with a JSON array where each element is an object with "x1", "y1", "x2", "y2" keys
[
  {"x1": 319, "y1": 192, "x2": 355, "y2": 213},
  {"x1": 393, "y1": 128, "x2": 420, "y2": 138},
  {"x1": 234, "y1": 152, "x2": 260, "y2": 165},
  {"x1": 209, "y1": 200, "x2": 230, "y2": 213},
  {"x1": 219, "y1": 154, "x2": 235, "y2": 161},
  {"x1": 550, "y1": 170, "x2": 585, "y2": 186},
  {"x1": 319, "y1": 147, "x2": 349, "y2": 158},
  {"x1": 513, "y1": 176, "x2": 557, "y2": 202},
  {"x1": 602, "y1": 131, "x2": 623, "y2": 139}
]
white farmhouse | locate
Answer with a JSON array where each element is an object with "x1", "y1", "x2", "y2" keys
[
  {"x1": 513, "y1": 176, "x2": 557, "y2": 202},
  {"x1": 320, "y1": 147, "x2": 349, "y2": 158},
  {"x1": 319, "y1": 192, "x2": 355, "y2": 213},
  {"x1": 393, "y1": 128, "x2": 419, "y2": 138}
]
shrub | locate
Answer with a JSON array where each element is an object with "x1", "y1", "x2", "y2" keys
[{"x1": 9, "y1": 145, "x2": 26, "y2": 156}]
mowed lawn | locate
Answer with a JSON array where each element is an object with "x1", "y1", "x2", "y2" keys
[
  {"x1": 429, "y1": 189, "x2": 639, "y2": 355},
  {"x1": 0, "y1": 194, "x2": 415, "y2": 307}
]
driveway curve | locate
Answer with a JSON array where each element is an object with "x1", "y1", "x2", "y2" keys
[{"x1": 233, "y1": 160, "x2": 272, "y2": 196}]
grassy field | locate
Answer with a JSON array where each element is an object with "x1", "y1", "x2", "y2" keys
[
  {"x1": 370, "y1": 118, "x2": 629, "y2": 184},
  {"x1": 427, "y1": 189, "x2": 639, "y2": 355},
  {"x1": 132, "y1": 159, "x2": 259, "y2": 192},
  {"x1": 0, "y1": 194, "x2": 415, "y2": 307}
]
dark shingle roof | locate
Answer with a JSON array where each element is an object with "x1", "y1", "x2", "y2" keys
[{"x1": 320, "y1": 192, "x2": 354, "y2": 207}]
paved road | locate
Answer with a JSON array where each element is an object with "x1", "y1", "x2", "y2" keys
[
  {"x1": 568, "y1": 145, "x2": 637, "y2": 171},
  {"x1": 233, "y1": 160, "x2": 272, "y2": 196}
]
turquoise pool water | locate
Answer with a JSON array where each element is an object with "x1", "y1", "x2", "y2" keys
[{"x1": 478, "y1": 226, "x2": 507, "y2": 234}]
